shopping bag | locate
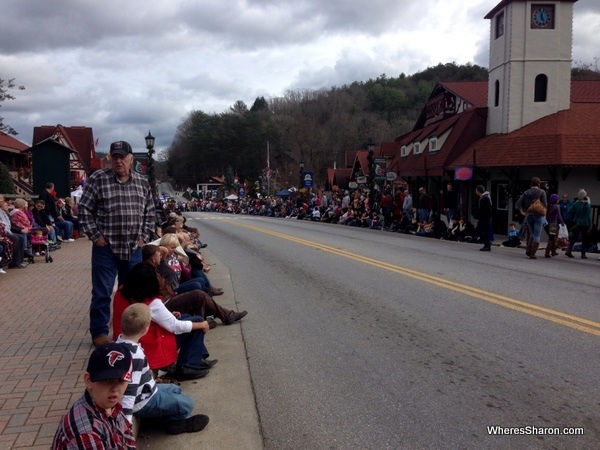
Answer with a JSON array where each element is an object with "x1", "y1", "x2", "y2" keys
[{"x1": 558, "y1": 223, "x2": 569, "y2": 240}]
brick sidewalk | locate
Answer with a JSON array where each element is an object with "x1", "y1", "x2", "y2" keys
[{"x1": 0, "y1": 239, "x2": 93, "y2": 449}]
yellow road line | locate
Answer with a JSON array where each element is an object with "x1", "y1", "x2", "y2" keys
[{"x1": 224, "y1": 220, "x2": 600, "y2": 337}]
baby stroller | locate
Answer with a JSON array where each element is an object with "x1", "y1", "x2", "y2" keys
[{"x1": 28, "y1": 228, "x2": 53, "y2": 263}]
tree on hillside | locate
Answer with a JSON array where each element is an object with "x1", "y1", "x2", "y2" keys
[
  {"x1": 0, "y1": 78, "x2": 25, "y2": 135},
  {"x1": 572, "y1": 58, "x2": 600, "y2": 80},
  {"x1": 0, "y1": 161, "x2": 16, "y2": 194},
  {"x1": 165, "y1": 63, "x2": 492, "y2": 190}
]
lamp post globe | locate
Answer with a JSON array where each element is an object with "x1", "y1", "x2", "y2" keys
[{"x1": 145, "y1": 131, "x2": 155, "y2": 149}]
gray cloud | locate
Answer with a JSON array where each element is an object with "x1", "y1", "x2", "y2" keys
[{"x1": 0, "y1": 0, "x2": 597, "y2": 152}]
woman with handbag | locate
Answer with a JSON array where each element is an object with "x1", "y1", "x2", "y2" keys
[
  {"x1": 515, "y1": 177, "x2": 548, "y2": 259},
  {"x1": 565, "y1": 189, "x2": 592, "y2": 259},
  {"x1": 544, "y1": 194, "x2": 565, "y2": 258}
]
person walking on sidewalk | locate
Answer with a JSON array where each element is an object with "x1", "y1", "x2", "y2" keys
[
  {"x1": 79, "y1": 141, "x2": 156, "y2": 347},
  {"x1": 544, "y1": 194, "x2": 564, "y2": 258},
  {"x1": 565, "y1": 188, "x2": 592, "y2": 259},
  {"x1": 516, "y1": 177, "x2": 548, "y2": 259},
  {"x1": 475, "y1": 185, "x2": 493, "y2": 252}
]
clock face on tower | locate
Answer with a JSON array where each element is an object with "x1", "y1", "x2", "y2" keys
[{"x1": 531, "y1": 5, "x2": 555, "y2": 29}]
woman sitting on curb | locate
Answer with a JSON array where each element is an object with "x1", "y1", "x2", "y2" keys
[
  {"x1": 113, "y1": 262, "x2": 215, "y2": 381},
  {"x1": 142, "y1": 244, "x2": 247, "y2": 327}
]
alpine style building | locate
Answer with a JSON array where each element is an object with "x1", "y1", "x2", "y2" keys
[{"x1": 329, "y1": 0, "x2": 599, "y2": 232}]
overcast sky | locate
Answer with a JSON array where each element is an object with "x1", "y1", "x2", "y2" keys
[{"x1": 1, "y1": 0, "x2": 598, "y2": 153}]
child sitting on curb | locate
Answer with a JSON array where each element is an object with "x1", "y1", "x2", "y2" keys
[
  {"x1": 501, "y1": 223, "x2": 522, "y2": 248},
  {"x1": 116, "y1": 303, "x2": 210, "y2": 435},
  {"x1": 52, "y1": 343, "x2": 136, "y2": 449}
]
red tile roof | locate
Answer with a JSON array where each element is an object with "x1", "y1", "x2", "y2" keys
[
  {"x1": 380, "y1": 141, "x2": 400, "y2": 158},
  {"x1": 33, "y1": 125, "x2": 97, "y2": 173},
  {"x1": 0, "y1": 132, "x2": 29, "y2": 153},
  {"x1": 571, "y1": 80, "x2": 600, "y2": 103},
  {"x1": 392, "y1": 108, "x2": 487, "y2": 177},
  {"x1": 327, "y1": 168, "x2": 353, "y2": 189},
  {"x1": 439, "y1": 81, "x2": 488, "y2": 108},
  {"x1": 448, "y1": 103, "x2": 600, "y2": 168},
  {"x1": 344, "y1": 149, "x2": 359, "y2": 168}
]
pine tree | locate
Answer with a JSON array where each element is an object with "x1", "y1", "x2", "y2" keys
[{"x1": 0, "y1": 161, "x2": 16, "y2": 194}]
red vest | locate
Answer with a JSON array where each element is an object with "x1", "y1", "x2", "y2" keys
[{"x1": 113, "y1": 289, "x2": 178, "y2": 370}]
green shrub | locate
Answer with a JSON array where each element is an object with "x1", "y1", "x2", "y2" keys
[{"x1": 0, "y1": 161, "x2": 16, "y2": 194}]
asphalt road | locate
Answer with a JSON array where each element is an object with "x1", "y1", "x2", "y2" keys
[{"x1": 186, "y1": 212, "x2": 600, "y2": 450}]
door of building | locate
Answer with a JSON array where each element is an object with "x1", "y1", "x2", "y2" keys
[{"x1": 491, "y1": 181, "x2": 509, "y2": 235}]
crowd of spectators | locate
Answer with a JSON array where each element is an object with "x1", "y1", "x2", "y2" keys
[
  {"x1": 0, "y1": 182, "x2": 85, "y2": 272},
  {"x1": 158, "y1": 182, "x2": 598, "y2": 258}
]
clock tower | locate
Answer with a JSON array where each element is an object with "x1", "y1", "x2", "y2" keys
[{"x1": 485, "y1": 0, "x2": 577, "y2": 134}]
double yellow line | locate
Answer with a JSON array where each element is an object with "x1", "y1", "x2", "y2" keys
[{"x1": 226, "y1": 220, "x2": 600, "y2": 337}]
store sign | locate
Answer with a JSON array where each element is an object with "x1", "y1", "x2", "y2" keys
[
  {"x1": 374, "y1": 158, "x2": 387, "y2": 181},
  {"x1": 386, "y1": 172, "x2": 398, "y2": 181},
  {"x1": 454, "y1": 166, "x2": 474, "y2": 181},
  {"x1": 302, "y1": 171, "x2": 314, "y2": 188},
  {"x1": 132, "y1": 153, "x2": 148, "y2": 177},
  {"x1": 356, "y1": 176, "x2": 367, "y2": 184}
]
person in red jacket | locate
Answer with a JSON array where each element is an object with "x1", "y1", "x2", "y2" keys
[{"x1": 113, "y1": 263, "x2": 215, "y2": 380}]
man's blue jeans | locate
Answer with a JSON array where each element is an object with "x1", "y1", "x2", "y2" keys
[
  {"x1": 54, "y1": 220, "x2": 73, "y2": 239},
  {"x1": 90, "y1": 245, "x2": 141, "y2": 339},
  {"x1": 418, "y1": 209, "x2": 430, "y2": 222},
  {"x1": 176, "y1": 314, "x2": 209, "y2": 370},
  {"x1": 526, "y1": 214, "x2": 545, "y2": 243},
  {"x1": 135, "y1": 384, "x2": 193, "y2": 422},
  {"x1": 176, "y1": 278, "x2": 208, "y2": 294},
  {"x1": 190, "y1": 269, "x2": 212, "y2": 292}
]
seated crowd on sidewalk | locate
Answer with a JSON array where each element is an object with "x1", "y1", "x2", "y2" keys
[
  {"x1": 0, "y1": 190, "x2": 84, "y2": 272},
  {"x1": 48, "y1": 203, "x2": 248, "y2": 447},
  {"x1": 164, "y1": 183, "x2": 598, "y2": 257}
]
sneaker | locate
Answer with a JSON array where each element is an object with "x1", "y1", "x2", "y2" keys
[
  {"x1": 166, "y1": 414, "x2": 209, "y2": 434},
  {"x1": 40, "y1": 251, "x2": 45, "y2": 255},
  {"x1": 56, "y1": 236, "x2": 64, "y2": 242},
  {"x1": 66, "y1": 238, "x2": 75, "y2": 242},
  {"x1": 0, "y1": 268, "x2": 6, "y2": 274},
  {"x1": 35, "y1": 252, "x2": 40, "y2": 256}
]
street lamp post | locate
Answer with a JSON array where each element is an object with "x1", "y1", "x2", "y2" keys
[
  {"x1": 367, "y1": 139, "x2": 376, "y2": 207},
  {"x1": 145, "y1": 131, "x2": 156, "y2": 198},
  {"x1": 299, "y1": 160, "x2": 305, "y2": 199}
]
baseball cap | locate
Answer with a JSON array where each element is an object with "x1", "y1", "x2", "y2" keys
[
  {"x1": 86, "y1": 343, "x2": 133, "y2": 382},
  {"x1": 109, "y1": 141, "x2": 133, "y2": 157}
]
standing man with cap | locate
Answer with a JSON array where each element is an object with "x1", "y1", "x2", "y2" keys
[
  {"x1": 52, "y1": 342, "x2": 136, "y2": 449},
  {"x1": 79, "y1": 141, "x2": 156, "y2": 347}
]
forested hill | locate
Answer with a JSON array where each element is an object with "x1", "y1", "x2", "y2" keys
[{"x1": 160, "y1": 62, "x2": 515, "y2": 190}]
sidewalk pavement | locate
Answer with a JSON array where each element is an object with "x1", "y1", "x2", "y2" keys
[{"x1": 0, "y1": 239, "x2": 262, "y2": 449}]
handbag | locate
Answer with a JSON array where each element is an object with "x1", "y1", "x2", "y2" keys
[{"x1": 527, "y1": 198, "x2": 547, "y2": 216}]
